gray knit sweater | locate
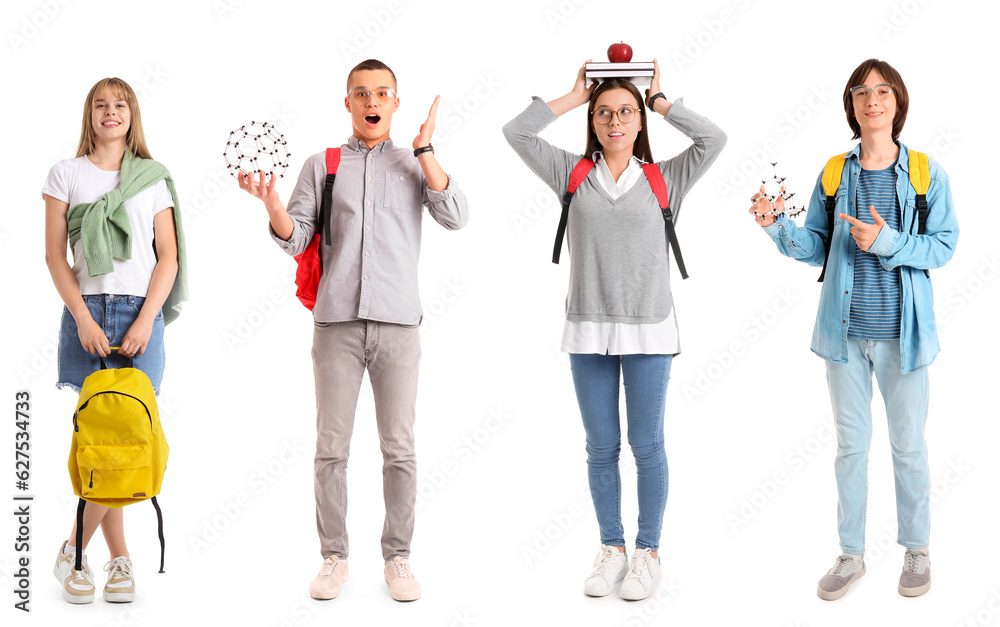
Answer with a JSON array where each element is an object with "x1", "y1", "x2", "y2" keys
[{"x1": 503, "y1": 97, "x2": 726, "y2": 323}]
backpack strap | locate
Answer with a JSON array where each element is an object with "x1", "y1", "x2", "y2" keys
[
  {"x1": 152, "y1": 496, "x2": 166, "y2": 573},
  {"x1": 908, "y1": 149, "x2": 932, "y2": 278},
  {"x1": 320, "y1": 147, "x2": 341, "y2": 246},
  {"x1": 552, "y1": 158, "x2": 595, "y2": 264},
  {"x1": 641, "y1": 163, "x2": 688, "y2": 280},
  {"x1": 74, "y1": 499, "x2": 85, "y2": 571},
  {"x1": 817, "y1": 152, "x2": 849, "y2": 282}
]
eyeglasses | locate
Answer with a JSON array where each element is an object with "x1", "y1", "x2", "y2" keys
[
  {"x1": 591, "y1": 106, "x2": 640, "y2": 125},
  {"x1": 347, "y1": 87, "x2": 397, "y2": 105},
  {"x1": 850, "y1": 83, "x2": 893, "y2": 101}
]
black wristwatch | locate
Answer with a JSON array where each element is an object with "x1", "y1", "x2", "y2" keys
[
  {"x1": 413, "y1": 144, "x2": 434, "y2": 157},
  {"x1": 647, "y1": 92, "x2": 667, "y2": 111}
]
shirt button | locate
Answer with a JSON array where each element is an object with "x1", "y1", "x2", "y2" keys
[
  {"x1": 363, "y1": 275, "x2": 369, "y2": 280},
  {"x1": 842, "y1": 320, "x2": 846, "y2": 324},
  {"x1": 364, "y1": 251, "x2": 370, "y2": 257},
  {"x1": 366, "y1": 201, "x2": 371, "y2": 206},
  {"x1": 367, "y1": 176, "x2": 371, "y2": 181},
  {"x1": 845, "y1": 290, "x2": 849, "y2": 294},
  {"x1": 399, "y1": 176, "x2": 404, "y2": 181},
  {"x1": 365, "y1": 225, "x2": 370, "y2": 231}
]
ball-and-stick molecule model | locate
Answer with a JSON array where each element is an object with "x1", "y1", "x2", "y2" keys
[
  {"x1": 758, "y1": 162, "x2": 806, "y2": 218},
  {"x1": 224, "y1": 121, "x2": 290, "y2": 180}
]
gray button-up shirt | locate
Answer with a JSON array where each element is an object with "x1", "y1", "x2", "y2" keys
[{"x1": 271, "y1": 136, "x2": 469, "y2": 324}]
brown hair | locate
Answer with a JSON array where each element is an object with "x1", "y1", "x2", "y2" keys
[
  {"x1": 75, "y1": 77, "x2": 152, "y2": 159},
  {"x1": 346, "y1": 59, "x2": 397, "y2": 92},
  {"x1": 843, "y1": 58, "x2": 909, "y2": 141},
  {"x1": 585, "y1": 79, "x2": 653, "y2": 163}
]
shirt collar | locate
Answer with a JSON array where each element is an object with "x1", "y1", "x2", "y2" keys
[
  {"x1": 347, "y1": 135, "x2": 394, "y2": 153},
  {"x1": 590, "y1": 150, "x2": 645, "y2": 166}
]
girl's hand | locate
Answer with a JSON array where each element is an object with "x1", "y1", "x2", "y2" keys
[
  {"x1": 120, "y1": 316, "x2": 154, "y2": 357},
  {"x1": 238, "y1": 169, "x2": 282, "y2": 211},
  {"x1": 571, "y1": 61, "x2": 595, "y2": 107},
  {"x1": 77, "y1": 315, "x2": 111, "y2": 357}
]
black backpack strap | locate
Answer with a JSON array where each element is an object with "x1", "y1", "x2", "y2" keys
[
  {"x1": 817, "y1": 153, "x2": 849, "y2": 283},
  {"x1": 817, "y1": 194, "x2": 838, "y2": 283},
  {"x1": 74, "y1": 499, "x2": 86, "y2": 571},
  {"x1": 320, "y1": 148, "x2": 340, "y2": 246},
  {"x1": 641, "y1": 163, "x2": 688, "y2": 280},
  {"x1": 151, "y1": 496, "x2": 166, "y2": 573}
]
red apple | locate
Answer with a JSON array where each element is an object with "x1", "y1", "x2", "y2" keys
[{"x1": 608, "y1": 42, "x2": 633, "y2": 63}]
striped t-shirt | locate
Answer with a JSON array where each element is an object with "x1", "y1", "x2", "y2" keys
[{"x1": 848, "y1": 163, "x2": 901, "y2": 339}]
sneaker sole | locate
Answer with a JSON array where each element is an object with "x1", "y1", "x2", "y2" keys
[
  {"x1": 104, "y1": 590, "x2": 135, "y2": 603},
  {"x1": 62, "y1": 587, "x2": 95, "y2": 604},
  {"x1": 619, "y1": 576, "x2": 660, "y2": 601},
  {"x1": 309, "y1": 587, "x2": 341, "y2": 600},
  {"x1": 817, "y1": 566, "x2": 865, "y2": 601},
  {"x1": 385, "y1": 580, "x2": 421, "y2": 602},
  {"x1": 898, "y1": 577, "x2": 931, "y2": 597}
]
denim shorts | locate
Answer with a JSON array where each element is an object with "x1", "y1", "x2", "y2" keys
[{"x1": 57, "y1": 294, "x2": 165, "y2": 394}]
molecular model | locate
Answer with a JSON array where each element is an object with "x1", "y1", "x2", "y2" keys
[
  {"x1": 758, "y1": 162, "x2": 806, "y2": 218},
  {"x1": 224, "y1": 121, "x2": 291, "y2": 180}
]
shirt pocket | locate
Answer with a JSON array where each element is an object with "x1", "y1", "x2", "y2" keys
[{"x1": 383, "y1": 171, "x2": 422, "y2": 212}]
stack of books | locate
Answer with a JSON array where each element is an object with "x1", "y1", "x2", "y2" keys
[{"x1": 585, "y1": 61, "x2": 654, "y2": 86}]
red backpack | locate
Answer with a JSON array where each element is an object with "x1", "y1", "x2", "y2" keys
[
  {"x1": 552, "y1": 158, "x2": 688, "y2": 279},
  {"x1": 293, "y1": 147, "x2": 340, "y2": 310}
]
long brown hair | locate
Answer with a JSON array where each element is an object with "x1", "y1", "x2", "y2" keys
[
  {"x1": 843, "y1": 59, "x2": 909, "y2": 141},
  {"x1": 585, "y1": 79, "x2": 653, "y2": 163},
  {"x1": 75, "y1": 77, "x2": 152, "y2": 159}
]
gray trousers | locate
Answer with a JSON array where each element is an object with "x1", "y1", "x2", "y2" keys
[{"x1": 312, "y1": 319, "x2": 420, "y2": 561}]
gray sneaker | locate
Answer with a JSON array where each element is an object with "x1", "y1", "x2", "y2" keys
[
  {"x1": 817, "y1": 554, "x2": 865, "y2": 600},
  {"x1": 898, "y1": 549, "x2": 931, "y2": 597}
]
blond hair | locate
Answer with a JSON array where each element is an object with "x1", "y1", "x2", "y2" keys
[{"x1": 75, "y1": 77, "x2": 152, "y2": 159}]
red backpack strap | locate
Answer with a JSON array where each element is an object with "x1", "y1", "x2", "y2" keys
[
  {"x1": 552, "y1": 158, "x2": 595, "y2": 264},
  {"x1": 319, "y1": 148, "x2": 340, "y2": 245},
  {"x1": 641, "y1": 163, "x2": 688, "y2": 280}
]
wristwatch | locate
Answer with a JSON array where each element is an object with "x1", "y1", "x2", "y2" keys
[
  {"x1": 413, "y1": 144, "x2": 434, "y2": 157},
  {"x1": 647, "y1": 92, "x2": 667, "y2": 111}
]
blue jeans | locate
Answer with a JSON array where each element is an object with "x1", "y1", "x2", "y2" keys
[
  {"x1": 58, "y1": 295, "x2": 165, "y2": 393},
  {"x1": 826, "y1": 337, "x2": 930, "y2": 554},
  {"x1": 569, "y1": 353, "x2": 671, "y2": 551}
]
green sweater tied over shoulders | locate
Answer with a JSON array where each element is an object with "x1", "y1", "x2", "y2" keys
[{"x1": 66, "y1": 151, "x2": 189, "y2": 325}]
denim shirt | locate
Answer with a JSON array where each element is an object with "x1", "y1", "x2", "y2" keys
[{"x1": 763, "y1": 141, "x2": 958, "y2": 374}]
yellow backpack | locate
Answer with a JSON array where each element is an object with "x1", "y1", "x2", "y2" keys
[
  {"x1": 817, "y1": 149, "x2": 931, "y2": 282},
  {"x1": 68, "y1": 354, "x2": 169, "y2": 573}
]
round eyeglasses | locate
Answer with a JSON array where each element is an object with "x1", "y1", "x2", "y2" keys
[
  {"x1": 592, "y1": 106, "x2": 640, "y2": 125},
  {"x1": 348, "y1": 87, "x2": 397, "y2": 105},
  {"x1": 850, "y1": 84, "x2": 893, "y2": 101}
]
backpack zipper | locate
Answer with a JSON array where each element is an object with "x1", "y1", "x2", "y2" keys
[
  {"x1": 73, "y1": 391, "x2": 154, "y2": 432},
  {"x1": 89, "y1": 469, "x2": 94, "y2": 489}
]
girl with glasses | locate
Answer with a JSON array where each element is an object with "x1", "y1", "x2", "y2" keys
[{"x1": 504, "y1": 59, "x2": 726, "y2": 600}]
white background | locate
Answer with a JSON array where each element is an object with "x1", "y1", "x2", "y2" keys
[{"x1": 2, "y1": 0, "x2": 998, "y2": 625}]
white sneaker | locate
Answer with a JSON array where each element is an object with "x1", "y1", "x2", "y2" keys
[
  {"x1": 584, "y1": 545, "x2": 628, "y2": 597},
  {"x1": 619, "y1": 548, "x2": 661, "y2": 600},
  {"x1": 103, "y1": 556, "x2": 136, "y2": 603},
  {"x1": 310, "y1": 555, "x2": 348, "y2": 600},
  {"x1": 53, "y1": 541, "x2": 95, "y2": 604}
]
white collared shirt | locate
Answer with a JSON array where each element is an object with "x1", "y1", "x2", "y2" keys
[{"x1": 560, "y1": 151, "x2": 679, "y2": 355}]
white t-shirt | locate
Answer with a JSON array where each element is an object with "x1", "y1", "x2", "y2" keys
[
  {"x1": 560, "y1": 152, "x2": 679, "y2": 355},
  {"x1": 42, "y1": 156, "x2": 173, "y2": 297}
]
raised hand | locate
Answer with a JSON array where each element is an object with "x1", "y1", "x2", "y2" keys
[
  {"x1": 748, "y1": 184, "x2": 785, "y2": 227},
  {"x1": 238, "y1": 169, "x2": 281, "y2": 209},
  {"x1": 572, "y1": 61, "x2": 595, "y2": 106},
  {"x1": 413, "y1": 96, "x2": 439, "y2": 150},
  {"x1": 839, "y1": 205, "x2": 885, "y2": 252}
]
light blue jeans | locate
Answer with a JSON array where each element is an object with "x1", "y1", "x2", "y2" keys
[
  {"x1": 569, "y1": 353, "x2": 671, "y2": 551},
  {"x1": 825, "y1": 337, "x2": 930, "y2": 554}
]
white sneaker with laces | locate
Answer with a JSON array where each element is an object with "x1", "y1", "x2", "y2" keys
[
  {"x1": 53, "y1": 541, "x2": 95, "y2": 604},
  {"x1": 583, "y1": 545, "x2": 628, "y2": 597},
  {"x1": 619, "y1": 548, "x2": 661, "y2": 600},
  {"x1": 104, "y1": 556, "x2": 136, "y2": 602}
]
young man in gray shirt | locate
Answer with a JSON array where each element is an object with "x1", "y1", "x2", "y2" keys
[{"x1": 239, "y1": 59, "x2": 468, "y2": 602}]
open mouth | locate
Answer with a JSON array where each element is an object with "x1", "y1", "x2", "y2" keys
[
  {"x1": 865, "y1": 112, "x2": 883, "y2": 118},
  {"x1": 607, "y1": 132, "x2": 624, "y2": 139},
  {"x1": 365, "y1": 113, "x2": 381, "y2": 126},
  {"x1": 102, "y1": 120, "x2": 121, "y2": 127}
]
